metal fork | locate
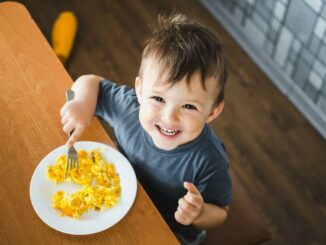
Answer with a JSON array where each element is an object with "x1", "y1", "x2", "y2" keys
[{"x1": 65, "y1": 88, "x2": 79, "y2": 179}]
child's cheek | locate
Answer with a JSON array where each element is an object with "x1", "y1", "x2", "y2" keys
[{"x1": 140, "y1": 104, "x2": 156, "y2": 119}]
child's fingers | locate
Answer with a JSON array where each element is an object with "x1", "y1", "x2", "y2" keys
[
  {"x1": 183, "y1": 182, "x2": 203, "y2": 207},
  {"x1": 60, "y1": 102, "x2": 69, "y2": 117},
  {"x1": 66, "y1": 125, "x2": 84, "y2": 147},
  {"x1": 61, "y1": 113, "x2": 69, "y2": 125},
  {"x1": 184, "y1": 193, "x2": 202, "y2": 208},
  {"x1": 66, "y1": 139, "x2": 74, "y2": 148},
  {"x1": 177, "y1": 204, "x2": 191, "y2": 217},
  {"x1": 178, "y1": 197, "x2": 197, "y2": 214},
  {"x1": 63, "y1": 121, "x2": 75, "y2": 134},
  {"x1": 175, "y1": 211, "x2": 186, "y2": 225},
  {"x1": 184, "y1": 182, "x2": 200, "y2": 195},
  {"x1": 174, "y1": 207, "x2": 191, "y2": 225},
  {"x1": 66, "y1": 134, "x2": 77, "y2": 148}
]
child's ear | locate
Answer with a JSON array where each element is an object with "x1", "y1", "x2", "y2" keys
[
  {"x1": 206, "y1": 101, "x2": 224, "y2": 123},
  {"x1": 135, "y1": 76, "x2": 142, "y2": 103}
]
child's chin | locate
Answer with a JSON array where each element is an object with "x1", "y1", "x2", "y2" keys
[{"x1": 153, "y1": 140, "x2": 178, "y2": 151}]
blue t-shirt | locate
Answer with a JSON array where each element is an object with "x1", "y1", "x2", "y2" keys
[{"x1": 95, "y1": 80, "x2": 232, "y2": 237}]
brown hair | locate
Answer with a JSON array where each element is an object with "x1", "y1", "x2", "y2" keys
[{"x1": 139, "y1": 13, "x2": 229, "y2": 104}]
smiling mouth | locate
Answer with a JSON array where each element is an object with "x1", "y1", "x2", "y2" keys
[{"x1": 156, "y1": 125, "x2": 180, "y2": 136}]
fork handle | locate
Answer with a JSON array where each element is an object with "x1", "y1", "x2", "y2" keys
[
  {"x1": 66, "y1": 88, "x2": 75, "y2": 137},
  {"x1": 66, "y1": 88, "x2": 75, "y2": 101}
]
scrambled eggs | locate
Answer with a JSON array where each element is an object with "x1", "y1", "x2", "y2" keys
[{"x1": 46, "y1": 149, "x2": 121, "y2": 218}]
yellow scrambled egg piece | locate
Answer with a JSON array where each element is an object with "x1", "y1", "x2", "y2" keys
[{"x1": 47, "y1": 149, "x2": 121, "y2": 218}]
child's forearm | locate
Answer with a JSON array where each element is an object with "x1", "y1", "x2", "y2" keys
[
  {"x1": 72, "y1": 74, "x2": 103, "y2": 103},
  {"x1": 72, "y1": 74, "x2": 103, "y2": 98},
  {"x1": 61, "y1": 74, "x2": 103, "y2": 147},
  {"x1": 192, "y1": 203, "x2": 228, "y2": 229}
]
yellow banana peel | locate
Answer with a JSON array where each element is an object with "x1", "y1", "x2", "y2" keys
[{"x1": 51, "y1": 11, "x2": 77, "y2": 64}]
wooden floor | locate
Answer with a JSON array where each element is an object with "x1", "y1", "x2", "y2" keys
[{"x1": 14, "y1": 0, "x2": 326, "y2": 244}]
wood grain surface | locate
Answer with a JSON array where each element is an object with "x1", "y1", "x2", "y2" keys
[
  {"x1": 2, "y1": 0, "x2": 326, "y2": 244},
  {"x1": 10, "y1": 0, "x2": 326, "y2": 244},
  {"x1": 0, "y1": 2, "x2": 178, "y2": 244}
]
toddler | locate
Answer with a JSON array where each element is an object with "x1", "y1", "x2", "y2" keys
[{"x1": 60, "y1": 13, "x2": 232, "y2": 245}]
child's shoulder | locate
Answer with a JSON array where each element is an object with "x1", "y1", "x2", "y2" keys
[
  {"x1": 96, "y1": 79, "x2": 139, "y2": 126},
  {"x1": 203, "y1": 125, "x2": 229, "y2": 164},
  {"x1": 99, "y1": 79, "x2": 138, "y2": 105},
  {"x1": 100, "y1": 79, "x2": 135, "y2": 95}
]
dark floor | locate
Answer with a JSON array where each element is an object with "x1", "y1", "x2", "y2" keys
[{"x1": 10, "y1": 0, "x2": 326, "y2": 244}]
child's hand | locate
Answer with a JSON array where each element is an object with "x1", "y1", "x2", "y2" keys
[
  {"x1": 174, "y1": 182, "x2": 204, "y2": 226},
  {"x1": 60, "y1": 99, "x2": 93, "y2": 147}
]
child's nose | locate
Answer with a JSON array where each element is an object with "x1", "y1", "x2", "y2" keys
[{"x1": 161, "y1": 106, "x2": 179, "y2": 123}]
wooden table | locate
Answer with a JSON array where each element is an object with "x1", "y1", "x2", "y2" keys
[{"x1": 0, "y1": 2, "x2": 178, "y2": 244}]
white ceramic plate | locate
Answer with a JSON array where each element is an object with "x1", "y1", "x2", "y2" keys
[{"x1": 30, "y1": 141, "x2": 137, "y2": 235}]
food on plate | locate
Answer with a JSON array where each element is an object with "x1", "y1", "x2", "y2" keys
[{"x1": 46, "y1": 149, "x2": 121, "y2": 218}]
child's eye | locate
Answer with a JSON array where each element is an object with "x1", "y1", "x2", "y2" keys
[
  {"x1": 151, "y1": 96, "x2": 164, "y2": 102},
  {"x1": 183, "y1": 104, "x2": 197, "y2": 110}
]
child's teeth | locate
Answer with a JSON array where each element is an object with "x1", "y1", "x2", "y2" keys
[{"x1": 160, "y1": 127, "x2": 177, "y2": 135}]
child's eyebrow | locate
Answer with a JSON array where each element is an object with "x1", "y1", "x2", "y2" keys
[
  {"x1": 185, "y1": 99, "x2": 202, "y2": 105},
  {"x1": 149, "y1": 89, "x2": 164, "y2": 95},
  {"x1": 175, "y1": 97, "x2": 203, "y2": 105}
]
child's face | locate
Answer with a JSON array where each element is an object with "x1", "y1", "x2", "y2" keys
[{"x1": 135, "y1": 59, "x2": 224, "y2": 151}]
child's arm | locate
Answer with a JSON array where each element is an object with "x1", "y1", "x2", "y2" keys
[
  {"x1": 175, "y1": 182, "x2": 229, "y2": 229},
  {"x1": 60, "y1": 74, "x2": 103, "y2": 147}
]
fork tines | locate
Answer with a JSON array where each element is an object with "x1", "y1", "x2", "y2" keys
[{"x1": 65, "y1": 146, "x2": 79, "y2": 179}]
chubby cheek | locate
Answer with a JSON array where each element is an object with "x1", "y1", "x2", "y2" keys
[
  {"x1": 183, "y1": 115, "x2": 206, "y2": 134},
  {"x1": 139, "y1": 104, "x2": 158, "y2": 126}
]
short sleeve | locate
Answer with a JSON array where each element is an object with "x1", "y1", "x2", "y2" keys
[
  {"x1": 95, "y1": 80, "x2": 138, "y2": 128},
  {"x1": 197, "y1": 162, "x2": 232, "y2": 207}
]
